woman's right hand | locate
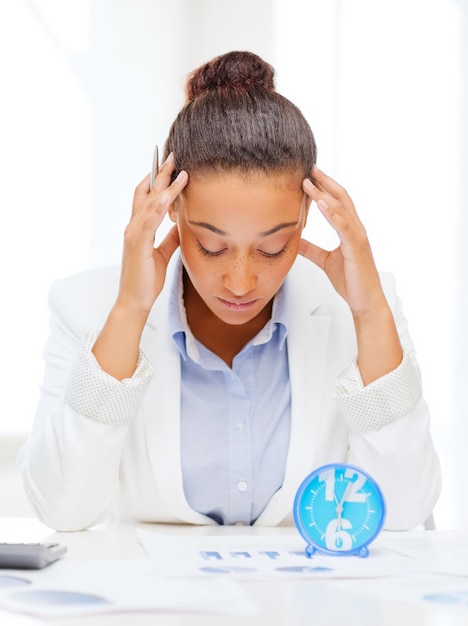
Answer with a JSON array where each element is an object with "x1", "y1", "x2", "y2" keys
[
  {"x1": 116, "y1": 153, "x2": 188, "y2": 321},
  {"x1": 92, "y1": 154, "x2": 187, "y2": 380}
]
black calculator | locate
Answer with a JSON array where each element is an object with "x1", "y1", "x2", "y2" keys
[{"x1": 0, "y1": 542, "x2": 67, "y2": 569}]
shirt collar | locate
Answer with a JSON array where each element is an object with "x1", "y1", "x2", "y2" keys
[{"x1": 169, "y1": 256, "x2": 289, "y2": 363}]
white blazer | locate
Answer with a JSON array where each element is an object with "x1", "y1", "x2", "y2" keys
[{"x1": 18, "y1": 254, "x2": 441, "y2": 531}]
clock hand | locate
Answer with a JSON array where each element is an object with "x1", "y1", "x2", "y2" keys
[
  {"x1": 335, "y1": 482, "x2": 352, "y2": 530},
  {"x1": 339, "y1": 481, "x2": 352, "y2": 507},
  {"x1": 333, "y1": 492, "x2": 344, "y2": 530}
]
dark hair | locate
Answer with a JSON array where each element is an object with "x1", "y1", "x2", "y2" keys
[{"x1": 164, "y1": 51, "x2": 317, "y2": 181}]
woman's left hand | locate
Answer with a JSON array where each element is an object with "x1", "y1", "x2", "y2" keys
[
  {"x1": 300, "y1": 167, "x2": 403, "y2": 385},
  {"x1": 300, "y1": 167, "x2": 387, "y2": 318}
]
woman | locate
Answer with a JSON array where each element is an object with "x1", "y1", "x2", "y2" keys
[{"x1": 18, "y1": 51, "x2": 441, "y2": 531}]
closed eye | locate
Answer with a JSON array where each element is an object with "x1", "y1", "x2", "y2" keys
[
  {"x1": 197, "y1": 242, "x2": 289, "y2": 258},
  {"x1": 196, "y1": 242, "x2": 227, "y2": 257},
  {"x1": 259, "y1": 246, "x2": 288, "y2": 258}
]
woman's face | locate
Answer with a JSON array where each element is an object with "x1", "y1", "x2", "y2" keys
[{"x1": 170, "y1": 171, "x2": 309, "y2": 326}]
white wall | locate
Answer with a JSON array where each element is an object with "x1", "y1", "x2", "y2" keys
[{"x1": 0, "y1": 0, "x2": 91, "y2": 438}]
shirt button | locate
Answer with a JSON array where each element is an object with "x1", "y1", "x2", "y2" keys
[
  {"x1": 237, "y1": 480, "x2": 248, "y2": 492},
  {"x1": 236, "y1": 420, "x2": 246, "y2": 432}
]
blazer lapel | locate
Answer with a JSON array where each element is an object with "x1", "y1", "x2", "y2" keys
[{"x1": 141, "y1": 256, "x2": 215, "y2": 524}]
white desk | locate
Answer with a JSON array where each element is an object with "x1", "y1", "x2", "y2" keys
[{"x1": 1, "y1": 517, "x2": 467, "y2": 625}]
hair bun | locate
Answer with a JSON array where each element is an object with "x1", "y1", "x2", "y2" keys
[{"x1": 185, "y1": 51, "x2": 275, "y2": 101}]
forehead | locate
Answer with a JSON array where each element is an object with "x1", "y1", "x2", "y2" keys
[{"x1": 180, "y1": 171, "x2": 305, "y2": 223}]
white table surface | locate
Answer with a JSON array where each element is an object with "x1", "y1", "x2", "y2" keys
[{"x1": 1, "y1": 517, "x2": 467, "y2": 626}]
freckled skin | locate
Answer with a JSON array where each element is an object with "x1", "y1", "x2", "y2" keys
[{"x1": 169, "y1": 171, "x2": 310, "y2": 364}]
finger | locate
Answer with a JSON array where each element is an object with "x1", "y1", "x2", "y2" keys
[
  {"x1": 302, "y1": 177, "x2": 362, "y2": 237},
  {"x1": 306, "y1": 193, "x2": 365, "y2": 246},
  {"x1": 312, "y1": 167, "x2": 349, "y2": 201},
  {"x1": 156, "y1": 224, "x2": 180, "y2": 266},
  {"x1": 151, "y1": 152, "x2": 176, "y2": 194},
  {"x1": 303, "y1": 175, "x2": 349, "y2": 209},
  {"x1": 142, "y1": 170, "x2": 188, "y2": 231},
  {"x1": 302, "y1": 177, "x2": 319, "y2": 201},
  {"x1": 131, "y1": 177, "x2": 149, "y2": 218},
  {"x1": 134, "y1": 173, "x2": 151, "y2": 198},
  {"x1": 298, "y1": 237, "x2": 330, "y2": 272},
  {"x1": 302, "y1": 179, "x2": 338, "y2": 220},
  {"x1": 132, "y1": 153, "x2": 176, "y2": 211},
  {"x1": 132, "y1": 167, "x2": 188, "y2": 226},
  {"x1": 160, "y1": 169, "x2": 189, "y2": 208}
]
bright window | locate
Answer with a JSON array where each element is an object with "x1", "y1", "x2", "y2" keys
[{"x1": 0, "y1": 1, "x2": 90, "y2": 435}]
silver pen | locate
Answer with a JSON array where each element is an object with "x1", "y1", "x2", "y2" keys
[{"x1": 150, "y1": 144, "x2": 159, "y2": 191}]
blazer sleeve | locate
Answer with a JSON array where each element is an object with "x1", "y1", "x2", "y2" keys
[
  {"x1": 17, "y1": 272, "x2": 153, "y2": 531},
  {"x1": 333, "y1": 273, "x2": 442, "y2": 530}
]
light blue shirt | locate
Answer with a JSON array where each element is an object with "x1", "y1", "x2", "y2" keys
[{"x1": 169, "y1": 259, "x2": 291, "y2": 525}]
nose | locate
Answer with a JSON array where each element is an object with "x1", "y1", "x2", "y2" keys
[{"x1": 222, "y1": 255, "x2": 257, "y2": 296}]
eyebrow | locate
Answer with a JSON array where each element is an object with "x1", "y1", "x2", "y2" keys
[{"x1": 188, "y1": 220, "x2": 299, "y2": 237}]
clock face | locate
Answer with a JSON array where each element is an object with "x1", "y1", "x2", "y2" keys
[{"x1": 293, "y1": 463, "x2": 386, "y2": 557}]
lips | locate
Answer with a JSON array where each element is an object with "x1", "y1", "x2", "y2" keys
[{"x1": 217, "y1": 298, "x2": 258, "y2": 312}]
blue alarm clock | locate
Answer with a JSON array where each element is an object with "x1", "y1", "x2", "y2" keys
[{"x1": 293, "y1": 463, "x2": 386, "y2": 558}]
